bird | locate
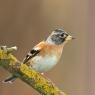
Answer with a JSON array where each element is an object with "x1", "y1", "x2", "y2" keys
[{"x1": 3, "y1": 28, "x2": 74, "y2": 83}]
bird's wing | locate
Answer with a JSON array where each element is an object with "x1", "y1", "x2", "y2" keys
[
  {"x1": 23, "y1": 41, "x2": 45, "y2": 64},
  {"x1": 23, "y1": 49, "x2": 40, "y2": 64}
]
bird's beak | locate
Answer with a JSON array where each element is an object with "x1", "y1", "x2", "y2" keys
[{"x1": 65, "y1": 35, "x2": 75, "y2": 41}]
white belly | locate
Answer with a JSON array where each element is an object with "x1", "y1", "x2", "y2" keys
[{"x1": 31, "y1": 55, "x2": 58, "y2": 73}]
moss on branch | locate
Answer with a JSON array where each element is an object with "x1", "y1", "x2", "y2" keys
[{"x1": 0, "y1": 46, "x2": 66, "y2": 95}]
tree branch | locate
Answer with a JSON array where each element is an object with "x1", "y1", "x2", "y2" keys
[{"x1": 0, "y1": 46, "x2": 66, "y2": 95}]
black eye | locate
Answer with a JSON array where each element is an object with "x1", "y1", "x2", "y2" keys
[{"x1": 60, "y1": 34, "x2": 64, "y2": 37}]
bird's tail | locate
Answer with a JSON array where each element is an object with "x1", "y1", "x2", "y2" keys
[{"x1": 2, "y1": 75, "x2": 17, "y2": 84}]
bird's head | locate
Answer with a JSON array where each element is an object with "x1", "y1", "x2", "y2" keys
[{"x1": 46, "y1": 28, "x2": 74, "y2": 45}]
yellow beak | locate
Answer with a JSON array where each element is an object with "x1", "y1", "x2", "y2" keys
[{"x1": 65, "y1": 35, "x2": 74, "y2": 41}]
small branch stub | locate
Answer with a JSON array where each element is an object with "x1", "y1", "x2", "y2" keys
[{"x1": 0, "y1": 46, "x2": 66, "y2": 95}]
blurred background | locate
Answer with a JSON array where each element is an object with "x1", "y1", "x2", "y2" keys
[{"x1": 0, "y1": 0, "x2": 95, "y2": 95}]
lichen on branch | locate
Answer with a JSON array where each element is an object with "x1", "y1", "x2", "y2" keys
[{"x1": 0, "y1": 46, "x2": 66, "y2": 95}]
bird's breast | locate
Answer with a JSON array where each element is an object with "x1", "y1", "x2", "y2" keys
[
  {"x1": 31, "y1": 54, "x2": 59, "y2": 73},
  {"x1": 29, "y1": 43, "x2": 64, "y2": 73}
]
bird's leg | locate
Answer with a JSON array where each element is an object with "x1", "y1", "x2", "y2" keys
[{"x1": 41, "y1": 73, "x2": 44, "y2": 75}]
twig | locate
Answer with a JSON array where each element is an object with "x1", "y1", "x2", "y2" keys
[{"x1": 0, "y1": 46, "x2": 66, "y2": 95}]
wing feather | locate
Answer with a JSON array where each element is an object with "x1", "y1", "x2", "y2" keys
[
  {"x1": 23, "y1": 49, "x2": 40, "y2": 64},
  {"x1": 23, "y1": 41, "x2": 46, "y2": 64}
]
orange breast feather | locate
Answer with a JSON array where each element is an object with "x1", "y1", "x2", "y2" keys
[{"x1": 34, "y1": 41, "x2": 64, "y2": 58}]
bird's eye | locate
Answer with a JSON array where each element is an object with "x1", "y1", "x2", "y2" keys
[{"x1": 60, "y1": 34, "x2": 64, "y2": 37}]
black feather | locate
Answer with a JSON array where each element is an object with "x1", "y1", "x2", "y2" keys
[{"x1": 23, "y1": 49, "x2": 40, "y2": 64}]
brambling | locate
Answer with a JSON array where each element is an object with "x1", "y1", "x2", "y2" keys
[
  {"x1": 3, "y1": 28, "x2": 74, "y2": 83},
  {"x1": 23, "y1": 28, "x2": 73, "y2": 73}
]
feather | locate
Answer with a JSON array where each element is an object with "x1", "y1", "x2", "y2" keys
[{"x1": 23, "y1": 49, "x2": 40, "y2": 64}]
